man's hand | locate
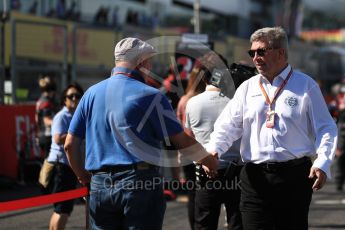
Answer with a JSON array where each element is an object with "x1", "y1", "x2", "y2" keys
[
  {"x1": 201, "y1": 152, "x2": 218, "y2": 178},
  {"x1": 202, "y1": 164, "x2": 217, "y2": 178},
  {"x1": 78, "y1": 171, "x2": 92, "y2": 186},
  {"x1": 309, "y1": 167, "x2": 327, "y2": 191},
  {"x1": 199, "y1": 154, "x2": 219, "y2": 173}
]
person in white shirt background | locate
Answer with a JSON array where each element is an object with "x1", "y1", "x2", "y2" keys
[
  {"x1": 205, "y1": 27, "x2": 337, "y2": 230},
  {"x1": 185, "y1": 52, "x2": 246, "y2": 230}
]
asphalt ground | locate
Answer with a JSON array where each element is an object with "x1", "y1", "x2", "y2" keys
[{"x1": 1, "y1": 178, "x2": 345, "y2": 230}]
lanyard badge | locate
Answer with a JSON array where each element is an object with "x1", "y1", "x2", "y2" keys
[
  {"x1": 266, "y1": 110, "x2": 275, "y2": 128},
  {"x1": 259, "y1": 69, "x2": 293, "y2": 129}
]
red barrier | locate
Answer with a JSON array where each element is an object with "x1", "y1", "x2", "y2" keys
[{"x1": 0, "y1": 187, "x2": 88, "y2": 213}]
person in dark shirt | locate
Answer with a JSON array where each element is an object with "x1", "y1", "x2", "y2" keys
[{"x1": 35, "y1": 76, "x2": 58, "y2": 157}]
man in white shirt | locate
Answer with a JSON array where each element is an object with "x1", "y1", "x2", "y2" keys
[{"x1": 206, "y1": 27, "x2": 337, "y2": 230}]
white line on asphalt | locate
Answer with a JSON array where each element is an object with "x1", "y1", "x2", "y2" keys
[{"x1": 314, "y1": 199, "x2": 345, "y2": 205}]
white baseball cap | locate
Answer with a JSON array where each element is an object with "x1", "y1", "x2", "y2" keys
[{"x1": 114, "y1": 37, "x2": 156, "y2": 64}]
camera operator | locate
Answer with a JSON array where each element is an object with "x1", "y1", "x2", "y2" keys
[{"x1": 185, "y1": 52, "x2": 256, "y2": 230}]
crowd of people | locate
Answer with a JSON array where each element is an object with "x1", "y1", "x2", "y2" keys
[
  {"x1": 10, "y1": 0, "x2": 80, "y2": 21},
  {"x1": 33, "y1": 26, "x2": 340, "y2": 230},
  {"x1": 10, "y1": 0, "x2": 159, "y2": 30}
]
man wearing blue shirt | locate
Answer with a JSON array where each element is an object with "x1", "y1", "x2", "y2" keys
[{"x1": 64, "y1": 37, "x2": 218, "y2": 230}]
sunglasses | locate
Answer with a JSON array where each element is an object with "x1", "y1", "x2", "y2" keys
[
  {"x1": 247, "y1": 47, "x2": 275, "y2": 58},
  {"x1": 66, "y1": 93, "x2": 82, "y2": 100}
]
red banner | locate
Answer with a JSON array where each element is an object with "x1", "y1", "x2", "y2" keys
[{"x1": 0, "y1": 105, "x2": 43, "y2": 179}]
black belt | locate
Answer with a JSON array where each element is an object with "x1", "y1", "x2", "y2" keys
[
  {"x1": 255, "y1": 156, "x2": 310, "y2": 171},
  {"x1": 91, "y1": 162, "x2": 157, "y2": 174}
]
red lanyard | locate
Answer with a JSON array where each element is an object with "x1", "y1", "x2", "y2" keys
[
  {"x1": 259, "y1": 68, "x2": 293, "y2": 111},
  {"x1": 112, "y1": 72, "x2": 135, "y2": 78}
]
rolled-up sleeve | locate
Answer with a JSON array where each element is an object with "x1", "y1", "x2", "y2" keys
[{"x1": 308, "y1": 85, "x2": 338, "y2": 178}]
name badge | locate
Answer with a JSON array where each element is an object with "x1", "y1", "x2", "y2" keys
[{"x1": 266, "y1": 110, "x2": 275, "y2": 128}]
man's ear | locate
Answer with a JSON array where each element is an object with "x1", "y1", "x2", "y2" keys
[{"x1": 279, "y1": 48, "x2": 286, "y2": 59}]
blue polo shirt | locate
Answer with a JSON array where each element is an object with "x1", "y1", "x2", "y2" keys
[
  {"x1": 48, "y1": 106, "x2": 72, "y2": 165},
  {"x1": 68, "y1": 67, "x2": 183, "y2": 170}
]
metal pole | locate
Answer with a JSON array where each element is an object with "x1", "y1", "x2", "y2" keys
[
  {"x1": 62, "y1": 26, "x2": 68, "y2": 90},
  {"x1": 72, "y1": 25, "x2": 77, "y2": 82},
  {"x1": 193, "y1": 0, "x2": 200, "y2": 34},
  {"x1": 11, "y1": 19, "x2": 16, "y2": 104},
  {"x1": 2, "y1": 0, "x2": 6, "y2": 18},
  {"x1": 0, "y1": 0, "x2": 8, "y2": 105},
  {"x1": 39, "y1": 0, "x2": 44, "y2": 17},
  {"x1": 85, "y1": 184, "x2": 90, "y2": 230}
]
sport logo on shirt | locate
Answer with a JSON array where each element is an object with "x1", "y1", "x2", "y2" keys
[{"x1": 284, "y1": 97, "x2": 298, "y2": 107}]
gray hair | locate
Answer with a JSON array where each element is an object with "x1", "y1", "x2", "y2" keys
[{"x1": 250, "y1": 27, "x2": 288, "y2": 59}]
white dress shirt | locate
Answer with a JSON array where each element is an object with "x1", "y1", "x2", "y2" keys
[{"x1": 206, "y1": 65, "x2": 337, "y2": 178}]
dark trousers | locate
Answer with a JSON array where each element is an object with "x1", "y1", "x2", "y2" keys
[
  {"x1": 240, "y1": 160, "x2": 313, "y2": 230},
  {"x1": 194, "y1": 166, "x2": 243, "y2": 230},
  {"x1": 52, "y1": 163, "x2": 78, "y2": 214},
  {"x1": 335, "y1": 152, "x2": 345, "y2": 190},
  {"x1": 183, "y1": 164, "x2": 196, "y2": 230},
  {"x1": 38, "y1": 135, "x2": 52, "y2": 157}
]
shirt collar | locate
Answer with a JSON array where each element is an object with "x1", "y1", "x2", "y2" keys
[
  {"x1": 111, "y1": 67, "x2": 145, "y2": 83},
  {"x1": 260, "y1": 64, "x2": 292, "y2": 83},
  {"x1": 277, "y1": 64, "x2": 292, "y2": 81},
  {"x1": 62, "y1": 106, "x2": 73, "y2": 115}
]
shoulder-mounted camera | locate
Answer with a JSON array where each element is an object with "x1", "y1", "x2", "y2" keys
[{"x1": 210, "y1": 63, "x2": 257, "y2": 98}]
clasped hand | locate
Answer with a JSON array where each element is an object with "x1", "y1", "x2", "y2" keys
[{"x1": 199, "y1": 152, "x2": 219, "y2": 178}]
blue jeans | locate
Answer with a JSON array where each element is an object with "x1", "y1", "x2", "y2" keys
[{"x1": 89, "y1": 168, "x2": 166, "y2": 230}]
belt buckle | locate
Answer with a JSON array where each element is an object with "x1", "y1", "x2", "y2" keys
[{"x1": 137, "y1": 162, "x2": 150, "y2": 170}]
